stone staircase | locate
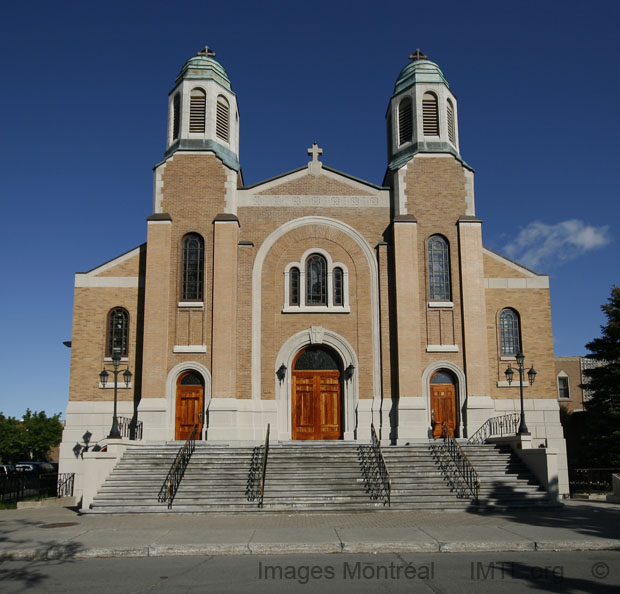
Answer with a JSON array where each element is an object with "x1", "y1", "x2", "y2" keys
[{"x1": 85, "y1": 441, "x2": 556, "y2": 513}]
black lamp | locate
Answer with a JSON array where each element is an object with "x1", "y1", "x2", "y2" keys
[{"x1": 276, "y1": 364, "x2": 287, "y2": 382}]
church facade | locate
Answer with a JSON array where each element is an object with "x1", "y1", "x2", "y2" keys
[{"x1": 60, "y1": 48, "x2": 568, "y2": 497}]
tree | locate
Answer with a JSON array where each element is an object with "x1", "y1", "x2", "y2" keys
[
  {"x1": 580, "y1": 285, "x2": 620, "y2": 467},
  {"x1": 0, "y1": 409, "x2": 63, "y2": 463}
]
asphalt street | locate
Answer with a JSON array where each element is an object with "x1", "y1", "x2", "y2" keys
[{"x1": 2, "y1": 551, "x2": 619, "y2": 594}]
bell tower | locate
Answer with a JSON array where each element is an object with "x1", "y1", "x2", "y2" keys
[
  {"x1": 387, "y1": 49, "x2": 460, "y2": 170},
  {"x1": 165, "y1": 46, "x2": 240, "y2": 171}
]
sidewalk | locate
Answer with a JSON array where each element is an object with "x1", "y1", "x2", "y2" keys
[{"x1": 1, "y1": 500, "x2": 620, "y2": 561}]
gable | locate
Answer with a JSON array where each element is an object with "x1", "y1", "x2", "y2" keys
[
  {"x1": 75, "y1": 245, "x2": 146, "y2": 287},
  {"x1": 483, "y1": 247, "x2": 537, "y2": 279}
]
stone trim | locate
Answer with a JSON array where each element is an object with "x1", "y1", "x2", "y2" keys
[
  {"x1": 75, "y1": 276, "x2": 142, "y2": 288},
  {"x1": 172, "y1": 345, "x2": 207, "y2": 353},
  {"x1": 485, "y1": 277, "x2": 550, "y2": 289},
  {"x1": 426, "y1": 345, "x2": 459, "y2": 352}
]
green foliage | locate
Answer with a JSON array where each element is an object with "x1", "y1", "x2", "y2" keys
[
  {"x1": 580, "y1": 285, "x2": 620, "y2": 467},
  {"x1": 0, "y1": 409, "x2": 63, "y2": 463}
]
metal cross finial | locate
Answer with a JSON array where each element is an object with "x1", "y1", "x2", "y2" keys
[
  {"x1": 409, "y1": 48, "x2": 427, "y2": 62},
  {"x1": 197, "y1": 45, "x2": 216, "y2": 58},
  {"x1": 307, "y1": 142, "x2": 323, "y2": 162}
]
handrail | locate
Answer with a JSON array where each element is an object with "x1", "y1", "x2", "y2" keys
[
  {"x1": 430, "y1": 425, "x2": 480, "y2": 502},
  {"x1": 158, "y1": 419, "x2": 198, "y2": 508},
  {"x1": 358, "y1": 423, "x2": 392, "y2": 506},
  {"x1": 246, "y1": 424, "x2": 270, "y2": 507},
  {"x1": 467, "y1": 413, "x2": 520, "y2": 444},
  {"x1": 56, "y1": 473, "x2": 75, "y2": 498},
  {"x1": 117, "y1": 416, "x2": 144, "y2": 440}
]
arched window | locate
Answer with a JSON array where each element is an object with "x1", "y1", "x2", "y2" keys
[
  {"x1": 428, "y1": 235, "x2": 450, "y2": 301},
  {"x1": 181, "y1": 233, "x2": 204, "y2": 301},
  {"x1": 289, "y1": 267, "x2": 300, "y2": 306},
  {"x1": 306, "y1": 254, "x2": 327, "y2": 305},
  {"x1": 422, "y1": 92, "x2": 439, "y2": 136},
  {"x1": 189, "y1": 88, "x2": 206, "y2": 133},
  {"x1": 216, "y1": 95, "x2": 230, "y2": 141},
  {"x1": 333, "y1": 267, "x2": 344, "y2": 306},
  {"x1": 172, "y1": 94, "x2": 181, "y2": 141},
  {"x1": 106, "y1": 307, "x2": 129, "y2": 357},
  {"x1": 447, "y1": 98, "x2": 455, "y2": 144},
  {"x1": 499, "y1": 308, "x2": 520, "y2": 356},
  {"x1": 398, "y1": 97, "x2": 413, "y2": 145}
]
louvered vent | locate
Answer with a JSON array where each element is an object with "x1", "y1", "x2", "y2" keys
[
  {"x1": 216, "y1": 97, "x2": 230, "y2": 141},
  {"x1": 172, "y1": 94, "x2": 180, "y2": 140},
  {"x1": 189, "y1": 89, "x2": 206, "y2": 133},
  {"x1": 398, "y1": 97, "x2": 413, "y2": 145},
  {"x1": 447, "y1": 99, "x2": 455, "y2": 144},
  {"x1": 422, "y1": 93, "x2": 439, "y2": 136}
]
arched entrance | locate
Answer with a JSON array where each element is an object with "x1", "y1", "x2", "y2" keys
[
  {"x1": 175, "y1": 371, "x2": 204, "y2": 440},
  {"x1": 430, "y1": 370, "x2": 458, "y2": 439},
  {"x1": 292, "y1": 346, "x2": 343, "y2": 440}
]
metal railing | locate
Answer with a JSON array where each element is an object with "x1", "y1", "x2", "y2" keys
[
  {"x1": 158, "y1": 420, "x2": 198, "y2": 508},
  {"x1": 246, "y1": 424, "x2": 270, "y2": 507},
  {"x1": 569, "y1": 468, "x2": 620, "y2": 495},
  {"x1": 57, "y1": 473, "x2": 75, "y2": 498},
  {"x1": 0, "y1": 473, "x2": 60, "y2": 503},
  {"x1": 466, "y1": 413, "x2": 521, "y2": 444},
  {"x1": 358, "y1": 423, "x2": 392, "y2": 506},
  {"x1": 117, "y1": 416, "x2": 143, "y2": 440},
  {"x1": 431, "y1": 425, "x2": 480, "y2": 502}
]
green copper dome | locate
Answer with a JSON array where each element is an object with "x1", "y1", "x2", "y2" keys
[
  {"x1": 175, "y1": 46, "x2": 232, "y2": 92},
  {"x1": 393, "y1": 49, "x2": 449, "y2": 96}
]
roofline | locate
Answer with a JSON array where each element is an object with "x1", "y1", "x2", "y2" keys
[
  {"x1": 78, "y1": 243, "x2": 146, "y2": 275},
  {"x1": 240, "y1": 165, "x2": 388, "y2": 192},
  {"x1": 482, "y1": 245, "x2": 545, "y2": 276}
]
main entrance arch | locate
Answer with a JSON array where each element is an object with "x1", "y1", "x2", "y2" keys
[
  {"x1": 175, "y1": 371, "x2": 204, "y2": 440},
  {"x1": 292, "y1": 346, "x2": 343, "y2": 440}
]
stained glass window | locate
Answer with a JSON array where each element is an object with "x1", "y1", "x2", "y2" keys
[
  {"x1": 306, "y1": 254, "x2": 327, "y2": 305},
  {"x1": 181, "y1": 233, "x2": 204, "y2": 301},
  {"x1": 428, "y1": 235, "x2": 451, "y2": 301},
  {"x1": 294, "y1": 347, "x2": 339, "y2": 370},
  {"x1": 333, "y1": 267, "x2": 343, "y2": 306},
  {"x1": 106, "y1": 307, "x2": 129, "y2": 357},
  {"x1": 290, "y1": 267, "x2": 300, "y2": 306},
  {"x1": 500, "y1": 308, "x2": 520, "y2": 356}
]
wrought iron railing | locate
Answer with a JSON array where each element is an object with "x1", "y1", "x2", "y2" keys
[
  {"x1": 117, "y1": 416, "x2": 143, "y2": 440},
  {"x1": 431, "y1": 425, "x2": 480, "y2": 502},
  {"x1": 358, "y1": 423, "x2": 392, "y2": 506},
  {"x1": 246, "y1": 424, "x2": 270, "y2": 507},
  {"x1": 569, "y1": 468, "x2": 620, "y2": 495},
  {"x1": 466, "y1": 413, "x2": 520, "y2": 444},
  {"x1": 158, "y1": 420, "x2": 198, "y2": 508},
  {"x1": 56, "y1": 473, "x2": 75, "y2": 498}
]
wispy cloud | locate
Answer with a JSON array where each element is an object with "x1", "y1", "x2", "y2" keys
[{"x1": 503, "y1": 219, "x2": 612, "y2": 270}]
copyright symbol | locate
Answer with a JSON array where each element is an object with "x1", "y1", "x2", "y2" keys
[{"x1": 592, "y1": 562, "x2": 609, "y2": 579}]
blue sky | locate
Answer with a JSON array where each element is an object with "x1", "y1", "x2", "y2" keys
[{"x1": 0, "y1": 0, "x2": 617, "y2": 419}]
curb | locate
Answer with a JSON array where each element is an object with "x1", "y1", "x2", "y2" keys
[{"x1": 2, "y1": 539, "x2": 620, "y2": 561}]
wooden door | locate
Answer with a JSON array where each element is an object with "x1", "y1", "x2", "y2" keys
[
  {"x1": 291, "y1": 347, "x2": 342, "y2": 440},
  {"x1": 175, "y1": 372, "x2": 204, "y2": 440},
  {"x1": 430, "y1": 371, "x2": 457, "y2": 439}
]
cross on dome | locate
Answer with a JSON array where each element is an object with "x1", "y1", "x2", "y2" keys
[
  {"x1": 197, "y1": 45, "x2": 216, "y2": 58},
  {"x1": 307, "y1": 142, "x2": 323, "y2": 162},
  {"x1": 409, "y1": 48, "x2": 428, "y2": 62}
]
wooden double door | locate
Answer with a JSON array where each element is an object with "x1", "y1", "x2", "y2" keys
[
  {"x1": 175, "y1": 371, "x2": 204, "y2": 440},
  {"x1": 430, "y1": 370, "x2": 458, "y2": 439},
  {"x1": 292, "y1": 347, "x2": 343, "y2": 440}
]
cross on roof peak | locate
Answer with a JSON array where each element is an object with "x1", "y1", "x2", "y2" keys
[
  {"x1": 197, "y1": 45, "x2": 216, "y2": 58},
  {"x1": 409, "y1": 49, "x2": 428, "y2": 62},
  {"x1": 307, "y1": 142, "x2": 323, "y2": 163}
]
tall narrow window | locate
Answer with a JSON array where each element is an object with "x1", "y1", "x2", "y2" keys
[
  {"x1": 499, "y1": 308, "x2": 520, "y2": 356},
  {"x1": 398, "y1": 97, "x2": 413, "y2": 145},
  {"x1": 422, "y1": 92, "x2": 439, "y2": 136},
  {"x1": 172, "y1": 94, "x2": 181, "y2": 140},
  {"x1": 181, "y1": 233, "x2": 204, "y2": 301},
  {"x1": 557, "y1": 375, "x2": 570, "y2": 399},
  {"x1": 333, "y1": 267, "x2": 344, "y2": 306},
  {"x1": 216, "y1": 96, "x2": 230, "y2": 141},
  {"x1": 428, "y1": 235, "x2": 451, "y2": 301},
  {"x1": 290, "y1": 267, "x2": 300, "y2": 306},
  {"x1": 306, "y1": 254, "x2": 327, "y2": 305},
  {"x1": 447, "y1": 99, "x2": 455, "y2": 144},
  {"x1": 106, "y1": 308, "x2": 129, "y2": 357},
  {"x1": 189, "y1": 88, "x2": 206, "y2": 133}
]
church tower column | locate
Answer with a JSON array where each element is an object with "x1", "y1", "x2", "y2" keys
[
  {"x1": 141, "y1": 214, "x2": 173, "y2": 398},
  {"x1": 393, "y1": 215, "x2": 421, "y2": 397},
  {"x1": 458, "y1": 216, "x2": 490, "y2": 406},
  {"x1": 211, "y1": 214, "x2": 240, "y2": 399}
]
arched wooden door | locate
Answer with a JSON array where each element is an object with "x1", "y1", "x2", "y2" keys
[
  {"x1": 175, "y1": 371, "x2": 204, "y2": 440},
  {"x1": 430, "y1": 370, "x2": 458, "y2": 439},
  {"x1": 292, "y1": 347, "x2": 342, "y2": 440}
]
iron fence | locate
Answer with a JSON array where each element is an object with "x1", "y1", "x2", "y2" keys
[{"x1": 569, "y1": 468, "x2": 620, "y2": 495}]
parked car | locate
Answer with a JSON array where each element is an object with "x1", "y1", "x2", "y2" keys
[
  {"x1": 15, "y1": 462, "x2": 55, "y2": 474},
  {"x1": 0, "y1": 464, "x2": 17, "y2": 477}
]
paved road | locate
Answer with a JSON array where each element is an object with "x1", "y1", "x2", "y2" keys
[{"x1": 2, "y1": 551, "x2": 619, "y2": 593}]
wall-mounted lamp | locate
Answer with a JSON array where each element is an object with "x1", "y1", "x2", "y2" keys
[
  {"x1": 344, "y1": 363, "x2": 355, "y2": 382},
  {"x1": 276, "y1": 364, "x2": 287, "y2": 382}
]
